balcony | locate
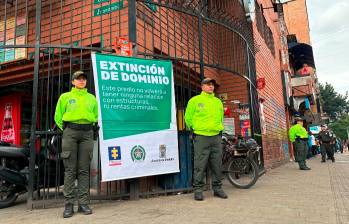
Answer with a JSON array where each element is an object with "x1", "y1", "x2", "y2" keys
[
  {"x1": 291, "y1": 76, "x2": 314, "y2": 96},
  {"x1": 289, "y1": 43, "x2": 315, "y2": 72}
]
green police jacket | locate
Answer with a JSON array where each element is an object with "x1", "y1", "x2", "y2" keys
[
  {"x1": 184, "y1": 91, "x2": 224, "y2": 136},
  {"x1": 54, "y1": 87, "x2": 98, "y2": 130},
  {"x1": 289, "y1": 124, "x2": 308, "y2": 143}
]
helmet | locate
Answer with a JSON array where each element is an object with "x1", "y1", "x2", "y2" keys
[{"x1": 245, "y1": 138, "x2": 259, "y2": 150}]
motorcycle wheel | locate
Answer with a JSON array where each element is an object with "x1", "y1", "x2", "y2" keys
[
  {"x1": 0, "y1": 179, "x2": 18, "y2": 209},
  {"x1": 226, "y1": 157, "x2": 259, "y2": 189}
]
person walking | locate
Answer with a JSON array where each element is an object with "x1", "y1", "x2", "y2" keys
[
  {"x1": 185, "y1": 77, "x2": 227, "y2": 201},
  {"x1": 289, "y1": 116, "x2": 311, "y2": 170},
  {"x1": 54, "y1": 70, "x2": 98, "y2": 218},
  {"x1": 308, "y1": 132, "x2": 317, "y2": 156},
  {"x1": 318, "y1": 124, "x2": 335, "y2": 163}
]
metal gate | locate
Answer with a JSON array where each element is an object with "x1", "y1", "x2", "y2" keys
[{"x1": 0, "y1": 0, "x2": 262, "y2": 209}]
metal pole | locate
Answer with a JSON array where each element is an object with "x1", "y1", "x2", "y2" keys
[
  {"x1": 129, "y1": 0, "x2": 137, "y2": 49},
  {"x1": 198, "y1": 0, "x2": 207, "y2": 81},
  {"x1": 198, "y1": 16, "x2": 204, "y2": 80},
  {"x1": 27, "y1": 0, "x2": 42, "y2": 209},
  {"x1": 246, "y1": 46, "x2": 255, "y2": 137},
  {"x1": 127, "y1": 0, "x2": 139, "y2": 201}
]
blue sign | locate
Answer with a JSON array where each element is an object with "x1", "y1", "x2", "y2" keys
[{"x1": 108, "y1": 146, "x2": 121, "y2": 161}]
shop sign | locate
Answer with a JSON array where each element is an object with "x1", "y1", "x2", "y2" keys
[
  {"x1": 239, "y1": 106, "x2": 251, "y2": 138},
  {"x1": 309, "y1": 125, "x2": 321, "y2": 134},
  {"x1": 240, "y1": 120, "x2": 251, "y2": 138},
  {"x1": 1, "y1": 104, "x2": 15, "y2": 144},
  {"x1": 91, "y1": 52, "x2": 179, "y2": 181},
  {"x1": 114, "y1": 37, "x2": 133, "y2": 56},
  {"x1": 256, "y1": 77, "x2": 266, "y2": 90},
  {"x1": 94, "y1": 0, "x2": 124, "y2": 16},
  {"x1": 223, "y1": 118, "x2": 235, "y2": 136}
]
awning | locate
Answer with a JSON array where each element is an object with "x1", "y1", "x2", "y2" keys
[{"x1": 289, "y1": 43, "x2": 315, "y2": 71}]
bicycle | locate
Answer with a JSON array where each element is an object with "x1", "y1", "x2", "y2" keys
[{"x1": 221, "y1": 134, "x2": 262, "y2": 189}]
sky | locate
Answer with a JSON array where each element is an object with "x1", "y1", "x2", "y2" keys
[{"x1": 306, "y1": 0, "x2": 349, "y2": 95}]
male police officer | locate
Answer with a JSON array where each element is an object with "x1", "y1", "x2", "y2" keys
[
  {"x1": 54, "y1": 71, "x2": 98, "y2": 218},
  {"x1": 289, "y1": 116, "x2": 311, "y2": 170},
  {"x1": 318, "y1": 124, "x2": 335, "y2": 162},
  {"x1": 185, "y1": 78, "x2": 227, "y2": 201}
]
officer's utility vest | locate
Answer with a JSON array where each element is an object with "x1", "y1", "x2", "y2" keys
[{"x1": 320, "y1": 131, "x2": 332, "y2": 142}]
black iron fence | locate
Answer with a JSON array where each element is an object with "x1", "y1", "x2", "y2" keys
[{"x1": 0, "y1": 0, "x2": 262, "y2": 209}]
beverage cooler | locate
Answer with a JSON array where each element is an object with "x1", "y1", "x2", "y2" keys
[{"x1": 0, "y1": 94, "x2": 32, "y2": 145}]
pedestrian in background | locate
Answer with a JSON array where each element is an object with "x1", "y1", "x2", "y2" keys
[
  {"x1": 289, "y1": 116, "x2": 311, "y2": 170},
  {"x1": 185, "y1": 78, "x2": 227, "y2": 201},
  {"x1": 318, "y1": 124, "x2": 335, "y2": 163},
  {"x1": 308, "y1": 132, "x2": 317, "y2": 156},
  {"x1": 54, "y1": 71, "x2": 98, "y2": 218}
]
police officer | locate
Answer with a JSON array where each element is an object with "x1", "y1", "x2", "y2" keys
[
  {"x1": 54, "y1": 71, "x2": 98, "y2": 218},
  {"x1": 289, "y1": 116, "x2": 311, "y2": 170},
  {"x1": 184, "y1": 78, "x2": 227, "y2": 201},
  {"x1": 318, "y1": 124, "x2": 335, "y2": 163}
]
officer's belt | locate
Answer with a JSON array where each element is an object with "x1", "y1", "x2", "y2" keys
[
  {"x1": 296, "y1": 137, "x2": 308, "y2": 141},
  {"x1": 65, "y1": 122, "x2": 93, "y2": 131}
]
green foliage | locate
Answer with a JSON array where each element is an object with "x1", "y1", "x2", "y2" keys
[
  {"x1": 319, "y1": 83, "x2": 349, "y2": 120},
  {"x1": 329, "y1": 114, "x2": 349, "y2": 140}
]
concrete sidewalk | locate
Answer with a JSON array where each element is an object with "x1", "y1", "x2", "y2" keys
[{"x1": 2, "y1": 152, "x2": 349, "y2": 224}]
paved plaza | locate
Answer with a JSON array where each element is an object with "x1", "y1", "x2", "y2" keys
[{"x1": 1, "y1": 152, "x2": 349, "y2": 224}]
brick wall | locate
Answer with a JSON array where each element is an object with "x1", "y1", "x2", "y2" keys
[
  {"x1": 254, "y1": 0, "x2": 290, "y2": 168},
  {"x1": 283, "y1": 0, "x2": 311, "y2": 44}
]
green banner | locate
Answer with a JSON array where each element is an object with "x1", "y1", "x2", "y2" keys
[
  {"x1": 94, "y1": 0, "x2": 110, "y2": 4},
  {"x1": 94, "y1": 0, "x2": 124, "y2": 16},
  {"x1": 145, "y1": 0, "x2": 157, "y2": 12},
  {"x1": 92, "y1": 53, "x2": 173, "y2": 140}
]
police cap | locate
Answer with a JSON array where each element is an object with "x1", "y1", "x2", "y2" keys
[
  {"x1": 201, "y1": 78, "x2": 216, "y2": 85},
  {"x1": 72, "y1": 70, "x2": 87, "y2": 80}
]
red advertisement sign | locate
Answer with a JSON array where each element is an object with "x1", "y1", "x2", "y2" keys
[
  {"x1": 0, "y1": 95, "x2": 21, "y2": 144},
  {"x1": 256, "y1": 77, "x2": 266, "y2": 90},
  {"x1": 1, "y1": 104, "x2": 15, "y2": 143},
  {"x1": 114, "y1": 37, "x2": 133, "y2": 56},
  {"x1": 240, "y1": 120, "x2": 251, "y2": 138}
]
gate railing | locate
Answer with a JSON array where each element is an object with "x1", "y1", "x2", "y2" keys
[{"x1": 0, "y1": 0, "x2": 263, "y2": 209}]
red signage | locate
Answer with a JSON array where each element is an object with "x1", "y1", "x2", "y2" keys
[
  {"x1": 256, "y1": 77, "x2": 266, "y2": 90},
  {"x1": 0, "y1": 95, "x2": 21, "y2": 144},
  {"x1": 114, "y1": 37, "x2": 133, "y2": 56},
  {"x1": 1, "y1": 104, "x2": 15, "y2": 143},
  {"x1": 224, "y1": 106, "x2": 232, "y2": 117}
]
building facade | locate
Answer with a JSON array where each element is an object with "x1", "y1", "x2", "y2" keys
[
  {"x1": 0, "y1": 0, "x2": 301, "y2": 207},
  {"x1": 283, "y1": 0, "x2": 322, "y2": 127}
]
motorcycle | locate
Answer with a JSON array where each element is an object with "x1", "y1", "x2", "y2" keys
[
  {"x1": 0, "y1": 131, "x2": 63, "y2": 209},
  {"x1": 222, "y1": 134, "x2": 262, "y2": 189}
]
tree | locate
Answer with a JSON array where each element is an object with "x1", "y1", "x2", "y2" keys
[
  {"x1": 319, "y1": 83, "x2": 349, "y2": 120},
  {"x1": 329, "y1": 114, "x2": 349, "y2": 140}
]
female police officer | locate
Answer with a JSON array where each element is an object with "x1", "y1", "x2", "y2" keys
[{"x1": 54, "y1": 70, "x2": 98, "y2": 218}]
